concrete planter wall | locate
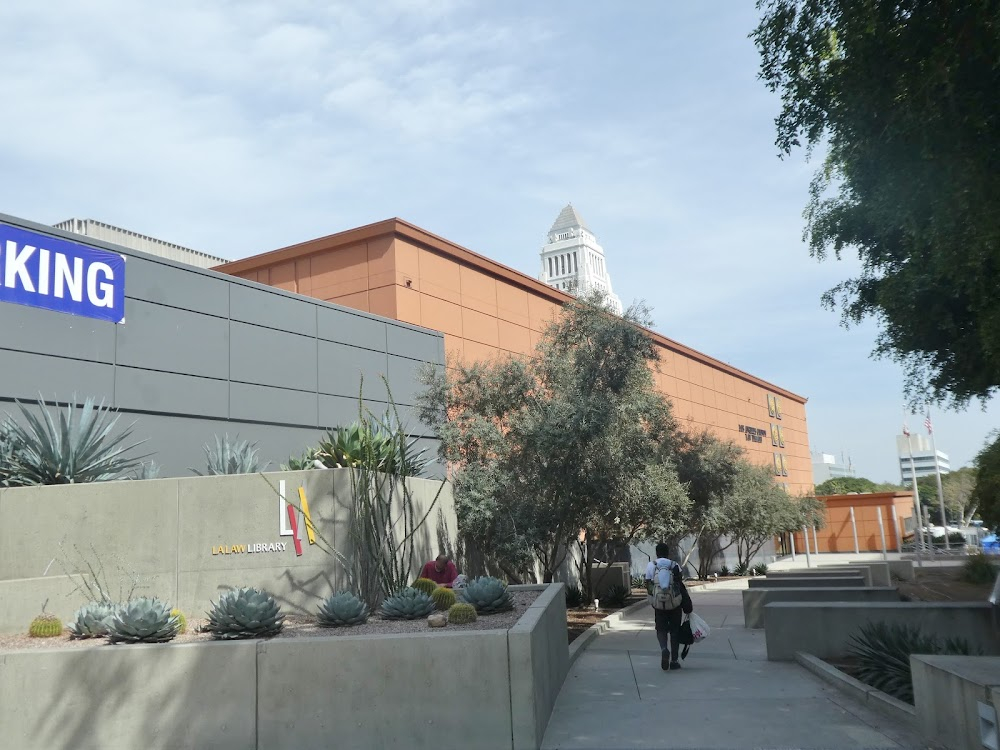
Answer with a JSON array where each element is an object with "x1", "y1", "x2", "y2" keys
[
  {"x1": 0, "y1": 469, "x2": 454, "y2": 633},
  {"x1": 0, "y1": 582, "x2": 568, "y2": 750}
]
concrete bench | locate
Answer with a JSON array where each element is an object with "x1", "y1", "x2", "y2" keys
[
  {"x1": 768, "y1": 568, "x2": 872, "y2": 587},
  {"x1": 819, "y1": 562, "x2": 891, "y2": 587},
  {"x1": 748, "y1": 576, "x2": 865, "y2": 589},
  {"x1": 743, "y1": 587, "x2": 900, "y2": 629},
  {"x1": 911, "y1": 655, "x2": 1000, "y2": 750},
  {"x1": 763, "y1": 602, "x2": 1000, "y2": 661}
]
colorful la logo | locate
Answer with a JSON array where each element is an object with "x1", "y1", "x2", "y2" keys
[{"x1": 278, "y1": 479, "x2": 316, "y2": 556}]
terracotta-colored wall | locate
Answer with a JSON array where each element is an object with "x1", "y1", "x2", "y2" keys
[
  {"x1": 219, "y1": 222, "x2": 814, "y2": 495},
  {"x1": 791, "y1": 493, "x2": 915, "y2": 554}
]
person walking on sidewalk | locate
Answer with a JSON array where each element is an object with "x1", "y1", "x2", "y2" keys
[{"x1": 645, "y1": 542, "x2": 693, "y2": 671}]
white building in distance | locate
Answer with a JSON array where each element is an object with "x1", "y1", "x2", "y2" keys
[
  {"x1": 538, "y1": 204, "x2": 623, "y2": 315},
  {"x1": 812, "y1": 452, "x2": 856, "y2": 485},
  {"x1": 896, "y1": 434, "x2": 950, "y2": 483},
  {"x1": 54, "y1": 218, "x2": 227, "y2": 269}
]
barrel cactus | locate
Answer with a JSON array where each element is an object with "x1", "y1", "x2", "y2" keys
[
  {"x1": 317, "y1": 591, "x2": 369, "y2": 628},
  {"x1": 171, "y1": 609, "x2": 188, "y2": 635},
  {"x1": 29, "y1": 613, "x2": 63, "y2": 638},
  {"x1": 448, "y1": 602, "x2": 478, "y2": 624},
  {"x1": 207, "y1": 587, "x2": 284, "y2": 640},
  {"x1": 68, "y1": 601, "x2": 116, "y2": 639},
  {"x1": 411, "y1": 577, "x2": 438, "y2": 596},
  {"x1": 379, "y1": 587, "x2": 435, "y2": 620},
  {"x1": 108, "y1": 598, "x2": 180, "y2": 644},
  {"x1": 460, "y1": 576, "x2": 514, "y2": 614},
  {"x1": 432, "y1": 586, "x2": 456, "y2": 611}
]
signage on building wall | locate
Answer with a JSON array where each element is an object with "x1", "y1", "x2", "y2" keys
[
  {"x1": 0, "y1": 223, "x2": 126, "y2": 323},
  {"x1": 211, "y1": 480, "x2": 316, "y2": 557},
  {"x1": 739, "y1": 425, "x2": 767, "y2": 443},
  {"x1": 767, "y1": 394, "x2": 782, "y2": 420}
]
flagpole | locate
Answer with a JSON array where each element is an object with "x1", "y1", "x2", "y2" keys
[
  {"x1": 904, "y1": 419, "x2": 925, "y2": 566},
  {"x1": 927, "y1": 411, "x2": 949, "y2": 551}
]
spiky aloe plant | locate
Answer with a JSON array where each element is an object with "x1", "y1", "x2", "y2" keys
[
  {"x1": 68, "y1": 601, "x2": 116, "y2": 639},
  {"x1": 448, "y1": 602, "x2": 477, "y2": 624},
  {"x1": 379, "y1": 587, "x2": 435, "y2": 620},
  {"x1": 191, "y1": 434, "x2": 267, "y2": 476},
  {"x1": 317, "y1": 591, "x2": 369, "y2": 627},
  {"x1": 848, "y1": 622, "x2": 979, "y2": 703},
  {"x1": 108, "y1": 598, "x2": 180, "y2": 644},
  {"x1": 432, "y1": 587, "x2": 456, "y2": 611},
  {"x1": 1, "y1": 396, "x2": 146, "y2": 485},
  {"x1": 459, "y1": 576, "x2": 514, "y2": 614},
  {"x1": 207, "y1": 587, "x2": 284, "y2": 639}
]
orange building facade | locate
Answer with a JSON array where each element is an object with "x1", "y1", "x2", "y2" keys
[
  {"x1": 216, "y1": 218, "x2": 813, "y2": 495},
  {"x1": 790, "y1": 492, "x2": 916, "y2": 554}
]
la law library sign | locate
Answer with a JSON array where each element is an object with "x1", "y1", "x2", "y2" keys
[{"x1": 0, "y1": 223, "x2": 126, "y2": 323}]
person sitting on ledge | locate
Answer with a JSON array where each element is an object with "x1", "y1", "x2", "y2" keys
[{"x1": 419, "y1": 552, "x2": 459, "y2": 588}]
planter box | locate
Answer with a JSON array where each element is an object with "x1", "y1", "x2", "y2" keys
[{"x1": 0, "y1": 583, "x2": 568, "y2": 750}]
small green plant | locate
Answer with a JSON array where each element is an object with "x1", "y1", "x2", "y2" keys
[
  {"x1": 604, "y1": 584, "x2": 629, "y2": 608},
  {"x1": 171, "y1": 609, "x2": 187, "y2": 635},
  {"x1": 848, "y1": 621, "x2": 980, "y2": 703},
  {"x1": 108, "y1": 598, "x2": 180, "y2": 644},
  {"x1": 314, "y1": 416, "x2": 429, "y2": 477},
  {"x1": 68, "y1": 601, "x2": 116, "y2": 639},
  {"x1": 411, "y1": 577, "x2": 438, "y2": 596},
  {"x1": 318, "y1": 591, "x2": 370, "y2": 627},
  {"x1": 630, "y1": 575, "x2": 644, "y2": 589},
  {"x1": 734, "y1": 562, "x2": 750, "y2": 576},
  {"x1": 432, "y1": 587, "x2": 457, "y2": 611},
  {"x1": 2, "y1": 395, "x2": 147, "y2": 485},
  {"x1": 448, "y1": 602, "x2": 478, "y2": 624},
  {"x1": 207, "y1": 588, "x2": 284, "y2": 639},
  {"x1": 459, "y1": 576, "x2": 514, "y2": 614},
  {"x1": 718, "y1": 565, "x2": 731, "y2": 577},
  {"x1": 191, "y1": 434, "x2": 267, "y2": 476},
  {"x1": 129, "y1": 461, "x2": 161, "y2": 480},
  {"x1": 565, "y1": 584, "x2": 584, "y2": 608},
  {"x1": 28, "y1": 612, "x2": 63, "y2": 638},
  {"x1": 281, "y1": 448, "x2": 321, "y2": 471},
  {"x1": 961, "y1": 553, "x2": 999, "y2": 585},
  {"x1": 752, "y1": 563, "x2": 769, "y2": 576},
  {"x1": 380, "y1": 587, "x2": 435, "y2": 620}
]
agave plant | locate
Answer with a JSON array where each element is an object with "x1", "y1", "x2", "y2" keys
[
  {"x1": 379, "y1": 587, "x2": 435, "y2": 620},
  {"x1": 459, "y1": 576, "x2": 514, "y2": 614},
  {"x1": 604, "y1": 584, "x2": 629, "y2": 608},
  {"x1": 0, "y1": 420, "x2": 23, "y2": 487},
  {"x1": 848, "y1": 622, "x2": 979, "y2": 703},
  {"x1": 107, "y1": 598, "x2": 180, "y2": 644},
  {"x1": 317, "y1": 591, "x2": 369, "y2": 627},
  {"x1": 191, "y1": 434, "x2": 267, "y2": 476},
  {"x1": 281, "y1": 448, "x2": 323, "y2": 472},
  {"x1": 206, "y1": 587, "x2": 284, "y2": 639},
  {"x1": 314, "y1": 414, "x2": 428, "y2": 477},
  {"x1": 1, "y1": 395, "x2": 146, "y2": 485},
  {"x1": 128, "y1": 461, "x2": 161, "y2": 480},
  {"x1": 68, "y1": 601, "x2": 116, "y2": 639}
]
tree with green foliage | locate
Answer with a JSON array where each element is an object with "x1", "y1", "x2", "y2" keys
[
  {"x1": 753, "y1": 1, "x2": 1000, "y2": 406},
  {"x1": 814, "y1": 477, "x2": 879, "y2": 496},
  {"x1": 971, "y1": 433, "x2": 1000, "y2": 529},
  {"x1": 917, "y1": 466, "x2": 978, "y2": 526},
  {"x1": 418, "y1": 294, "x2": 689, "y2": 592}
]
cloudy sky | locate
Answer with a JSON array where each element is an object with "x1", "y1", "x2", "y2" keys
[{"x1": 1, "y1": 1, "x2": 996, "y2": 482}]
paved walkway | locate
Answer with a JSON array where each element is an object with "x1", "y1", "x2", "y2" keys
[{"x1": 542, "y1": 586, "x2": 939, "y2": 750}]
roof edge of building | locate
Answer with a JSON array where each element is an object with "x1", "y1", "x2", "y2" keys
[{"x1": 214, "y1": 217, "x2": 809, "y2": 404}]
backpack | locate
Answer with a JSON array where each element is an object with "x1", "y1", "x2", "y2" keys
[{"x1": 650, "y1": 562, "x2": 683, "y2": 611}]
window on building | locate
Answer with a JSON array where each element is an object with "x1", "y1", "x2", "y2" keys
[
  {"x1": 548, "y1": 257, "x2": 553, "y2": 277},
  {"x1": 573, "y1": 252, "x2": 577, "y2": 273},
  {"x1": 561, "y1": 255, "x2": 566, "y2": 275}
]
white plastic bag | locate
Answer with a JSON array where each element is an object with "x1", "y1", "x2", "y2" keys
[{"x1": 689, "y1": 612, "x2": 710, "y2": 642}]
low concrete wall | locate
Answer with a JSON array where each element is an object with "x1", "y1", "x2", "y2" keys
[
  {"x1": 749, "y1": 576, "x2": 865, "y2": 589},
  {"x1": 888, "y1": 559, "x2": 915, "y2": 581},
  {"x1": 764, "y1": 602, "x2": 1000, "y2": 661},
  {"x1": 0, "y1": 583, "x2": 568, "y2": 750},
  {"x1": 590, "y1": 563, "x2": 630, "y2": 600},
  {"x1": 819, "y1": 562, "x2": 891, "y2": 587},
  {"x1": 743, "y1": 587, "x2": 900, "y2": 629},
  {"x1": 911, "y1": 655, "x2": 1000, "y2": 750},
  {"x1": 767, "y1": 568, "x2": 872, "y2": 587}
]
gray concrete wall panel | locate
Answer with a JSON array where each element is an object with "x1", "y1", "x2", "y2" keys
[
  {"x1": 229, "y1": 282, "x2": 317, "y2": 336},
  {"x1": 229, "y1": 382, "x2": 318, "y2": 427},
  {"x1": 125, "y1": 254, "x2": 231, "y2": 317},
  {"x1": 317, "y1": 305, "x2": 386, "y2": 351},
  {"x1": 317, "y1": 340, "x2": 389, "y2": 400},
  {"x1": 387, "y1": 353, "x2": 431, "y2": 406},
  {"x1": 0, "y1": 303, "x2": 116, "y2": 364},
  {"x1": 117, "y1": 299, "x2": 230, "y2": 378},
  {"x1": 229, "y1": 321, "x2": 317, "y2": 392},
  {"x1": 0, "y1": 349, "x2": 114, "y2": 404},
  {"x1": 114, "y1": 366, "x2": 229, "y2": 419},
  {"x1": 387, "y1": 324, "x2": 441, "y2": 362}
]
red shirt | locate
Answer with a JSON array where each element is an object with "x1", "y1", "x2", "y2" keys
[{"x1": 420, "y1": 560, "x2": 458, "y2": 587}]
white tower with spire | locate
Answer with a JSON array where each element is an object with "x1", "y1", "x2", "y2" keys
[{"x1": 538, "y1": 204, "x2": 623, "y2": 314}]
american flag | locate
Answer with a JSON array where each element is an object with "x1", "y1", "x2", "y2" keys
[
  {"x1": 902, "y1": 422, "x2": 910, "y2": 437},
  {"x1": 924, "y1": 414, "x2": 933, "y2": 434}
]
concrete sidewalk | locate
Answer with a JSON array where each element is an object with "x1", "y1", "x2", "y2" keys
[{"x1": 542, "y1": 587, "x2": 940, "y2": 750}]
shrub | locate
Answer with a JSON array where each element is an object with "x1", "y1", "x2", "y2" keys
[
  {"x1": 192, "y1": 434, "x2": 266, "y2": 475},
  {"x1": 2, "y1": 395, "x2": 146, "y2": 485},
  {"x1": 380, "y1": 587, "x2": 435, "y2": 620},
  {"x1": 68, "y1": 601, "x2": 116, "y2": 639},
  {"x1": 459, "y1": 576, "x2": 514, "y2": 614},
  {"x1": 848, "y1": 621, "x2": 979, "y2": 703},
  {"x1": 630, "y1": 574, "x2": 645, "y2": 589},
  {"x1": 207, "y1": 588, "x2": 284, "y2": 639},
  {"x1": 734, "y1": 562, "x2": 750, "y2": 576},
  {"x1": 752, "y1": 563, "x2": 769, "y2": 576},
  {"x1": 718, "y1": 565, "x2": 731, "y2": 577},
  {"x1": 565, "y1": 584, "x2": 584, "y2": 608},
  {"x1": 431, "y1": 587, "x2": 456, "y2": 611},
  {"x1": 448, "y1": 602, "x2": 478, "y2": 624},
  {"x1": 933, "y1": 532, "x2": 967, "y2": 547},
  {"x1": 317, "y1": 591, "x2": 369, "y2": 627},
  {"x1": 28, "y1": 613, "x2": 63, "y2": 638},
  {"x1": 604, "y1": 584, "x2": 629, "y2": 608},
  {"x1": 961, "y1": 553, "x2": 999, "y2": 585},
  {"x1": 108, "y1": 598, "x2": 180, "y2": 644},
  {"x1": 411, "y1": 577, "x2": 438, "y2": 596}
]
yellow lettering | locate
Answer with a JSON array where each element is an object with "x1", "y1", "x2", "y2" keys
[
  {"x1": 212, "y1": 546, "x2": 219, "y2": 555},
  {"x1": 236, "y1": 544, "x2": 246, "y2": 553}
]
